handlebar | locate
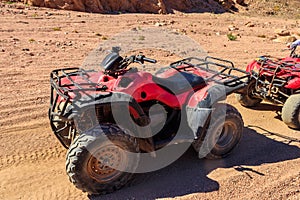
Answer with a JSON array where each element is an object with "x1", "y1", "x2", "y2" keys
[
  {"x1": 115, "y1": 54, "x2": 157, "y2": 72},
  {"x1": 143, "y1": 57, "x2": 157, "y2": 63},
  {"x1": 104, "y1": 46, "x2": 157, "y2": 71},
  {"x1": 135, "y1": 54, "x2": 157, "y2": 64}
]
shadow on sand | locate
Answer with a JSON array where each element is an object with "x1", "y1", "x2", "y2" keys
[
  {"x1": 242, "y1": 102, "x2": 283, "y2": 120},
  {"x1": 246, "y1": 103, "x2": 282, "y2": 112},
  {"x1": 90, "y1": 127, "x2": 300, "y2": 200}
]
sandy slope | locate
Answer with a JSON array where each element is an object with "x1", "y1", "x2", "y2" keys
[{"x1": 0, "y1": 3, "x2": 299, "y2": 199}]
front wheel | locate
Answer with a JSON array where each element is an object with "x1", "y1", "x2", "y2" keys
[
  {"x1": 236, "y1": 80, "x2": 262, "y2": 107},
  {"x1": 66, "y1": 124, "x2": 140, "y2": 195},
  {"x1": 282, "y1": 94, "x2": 300, "y2": 129},
  {"x1": 192, "y1": 104, "x2": 244, "y2": 159}
]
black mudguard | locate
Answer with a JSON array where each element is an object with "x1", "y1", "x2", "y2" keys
[
  {"x1": 71, "y1": 92, "x2": 155, "y2": 153},
  {"x1": 186, "y1": 84, "x2": 226, "y2": 139}
]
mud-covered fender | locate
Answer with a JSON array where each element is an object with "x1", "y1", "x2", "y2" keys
[
  {"x1": 186, "y1": 84, "x2": 226, "y2": 138},
  {"x1": 70, "y1": 92, "x2": 155, "y2": 153}
]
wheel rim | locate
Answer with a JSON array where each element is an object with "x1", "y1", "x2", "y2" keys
[
  {"x1": 214, "y1": 121, "x2": 237, "y2": 149},
  {"x1": 87, "y1": 144, "x2": 127, "y2": 183}
]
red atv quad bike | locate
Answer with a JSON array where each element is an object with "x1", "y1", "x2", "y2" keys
[
  {"x1": 236, "y1": 45, "x2": 300, "y2": 129},
  {"x1": 49, "y1": 47, "x2": 248, "y2": 195}
]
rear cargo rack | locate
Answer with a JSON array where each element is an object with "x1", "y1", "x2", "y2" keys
[{"x1": 170, "y1": 56, "x2": 250, "y2": 93}]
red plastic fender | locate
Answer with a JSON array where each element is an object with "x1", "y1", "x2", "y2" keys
[
  {"x1": 286, "y1": 77, "x2": 300, "y2": 90},
  {"x1": 186, "y1": 85, "x2": 209, "y2": 108},
  {"x1": 246, "y1": 60, "x2": 260, "y2": 72}
]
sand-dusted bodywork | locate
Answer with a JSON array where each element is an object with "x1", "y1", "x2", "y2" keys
[
  {"x1": 237, "y1": 46, "x2": 300, "y2": 128},
  {"x1": 50, "y1": 48, "x2": 247, "y2": 194}
]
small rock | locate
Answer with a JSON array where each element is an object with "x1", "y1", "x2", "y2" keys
[
  {"x1": 236, "y1": 0, "x2": 245, "y2": 5},
  {"x1": 155, "y1": 22, "x2": 165, "y2": 27},
  {"x1": 29, "y1": 52, "x2": 34, "y2": 56},
  {"x1": 274, "y1": 29, "x2": 291, "y2": 36},
  {"x1": 16, "y1": 5, "x2": 25, "y2": 9},
  {"x1": 22, "y1": 48, "x2": 30, "y2": 51},
  {"x1": 0, "y1": 49, "x2": 5, "y2": 52},
  {"x1": 16, "y1": 21, "x2": 29, "y2": 24},
  {"x1": 228, "y1": 25, "x2": 239, "y2": 31},
  {"x1": 273, "y1": 36, "x2": 297, "y2": 43},
  {"x1": 268, "y1": 35, "x2": 277, "y2": 40},
  {"x1": 169, "y1": 20, "x2": 175, "y2": 24},
  {"x1": 245, "y1": 22, "x2": 255, "y2": 27},
  {"x1": 180, "y1": 29, "x2": 187, "y2": 35},
  {"x1": 257, "y1": 34, "x2": 266, "y2": 38},
  {"x1": 45, "y1": 12, "x2": 53, "y2": 16}
]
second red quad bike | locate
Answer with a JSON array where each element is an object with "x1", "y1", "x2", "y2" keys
[
  {"x1": 236, "y1": 45, "x2": 300, "y2": 129},
  {"x1": 49, "y1": 47, "x2": 248, "y2": 195}
]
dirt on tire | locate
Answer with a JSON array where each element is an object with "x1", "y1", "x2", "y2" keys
[
  {"x1": 282, "y1": 94, "x2": 300, "y2": 129},
  {"x1": 66, "y1": 124, "x2": 139, "y2": 195}
]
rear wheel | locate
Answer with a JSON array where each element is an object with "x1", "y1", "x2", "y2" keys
[
  {"x1": 192, "y1": 104, "x2": 244, "y2": 159},
  {"x1": 282, "y1": 94, "x2": 300, "y2": 129},
  {"x1": 66, "y1": 124, "x2": 140, "y2": 195},
  {"x1": 236, "y1": 80, "x2": 262, "y2": 107}
]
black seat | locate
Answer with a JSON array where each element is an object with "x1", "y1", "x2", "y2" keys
[{"x1": 152, "y1": 72, "x2": 206, "y2": 94}]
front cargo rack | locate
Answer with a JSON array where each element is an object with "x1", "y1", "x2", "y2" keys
[
  {"x1": 256, "y1": 56, "x2": 300, "y2": 74},
  {"x1": 49, "y1": 68, "x2": 108, "y2": 148},
  {"x1": 50, "y1": 68, "x2": 107, "y2": 99}
]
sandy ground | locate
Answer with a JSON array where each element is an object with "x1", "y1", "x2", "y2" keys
[{"x1": 0, "y1": 3, "x2": 300, "y2": 200}]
